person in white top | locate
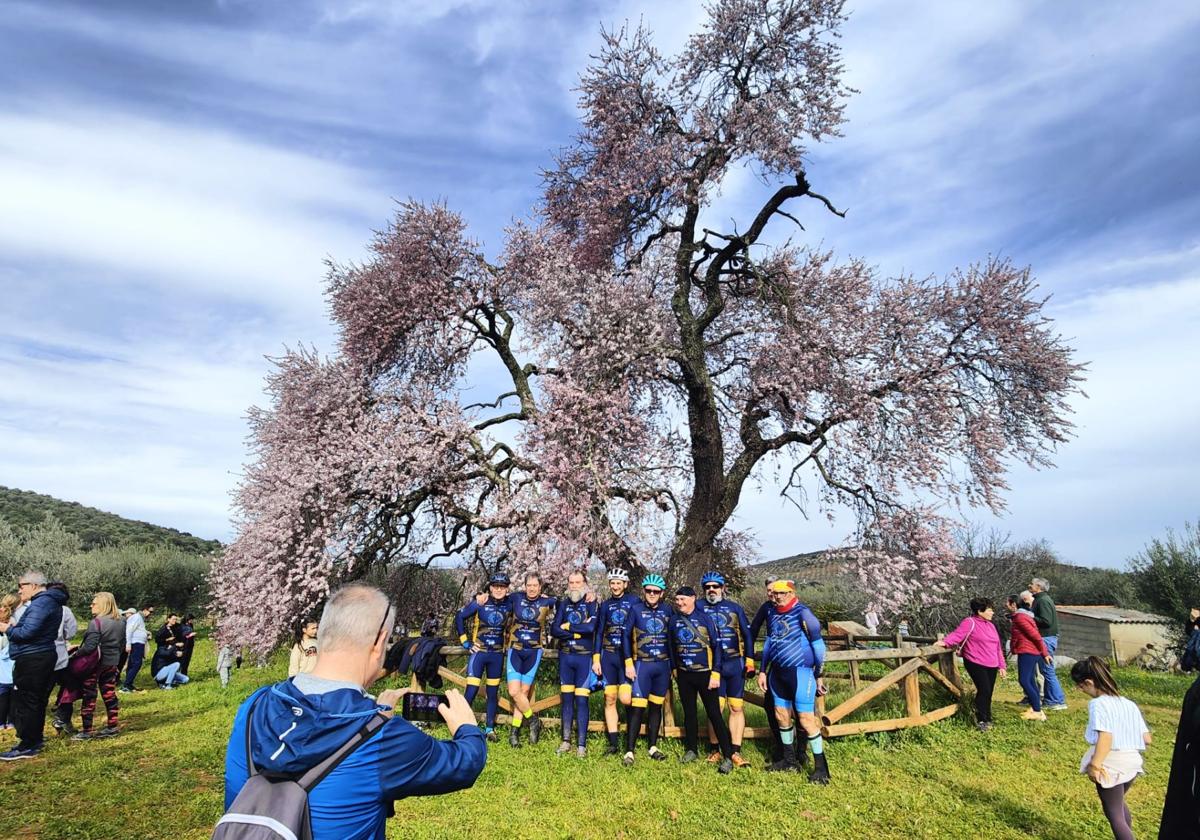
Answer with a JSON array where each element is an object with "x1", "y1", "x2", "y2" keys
[
  {"x1": 1070, "y1": 656, "x2": 1151, "y2": 840},
  {"x1": 120, "y1": 604, "x2": 154, "y2": 692}
]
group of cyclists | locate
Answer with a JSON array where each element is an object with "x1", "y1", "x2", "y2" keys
[{"x1": 454, "y1": 567, "x2": 831, "y2": 783}]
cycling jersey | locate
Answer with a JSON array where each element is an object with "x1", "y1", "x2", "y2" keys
[
  {"x1": 504, "y1": 593, "x2": 558, "y2": 651},
  {"x1": 455, "y1": 597, "x2": 513, "y2": 653},
  {"x1": 667, "y1": 608, "x2": 723, "y2": 675},
  {"x1": 699, "y1": 599, "x2": 752, "y2": 659},
  {"x1": 622, "y1": 600, "x2": 671, "y2": 665},
  {"x1": 593, "y1": 592, "x2": 640, "y2": 657},
  {"x1": 762, "y1": 598, "x2": 825, "y2": 676},
  {"x1": 550, "y1": 598, "x2": 598, "y2": 655}
]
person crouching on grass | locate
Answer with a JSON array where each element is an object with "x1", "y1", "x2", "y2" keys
[{"x1": 1071, "y1": 656, "x2": 1150, "y2": 840}]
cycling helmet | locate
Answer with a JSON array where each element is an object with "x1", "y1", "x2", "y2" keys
[
  {"x1": 641, "y1": 573, "x2": 667, "y2": 590},
  {"x1": 700, "y1": 571, "x2": 725, "y2": 587},
  {"x1": 488, "y1": 572, "x2": 511, "y2": 587},
  {"x1": 607, "y1": 568, "x2": 630, "y2": 582}
]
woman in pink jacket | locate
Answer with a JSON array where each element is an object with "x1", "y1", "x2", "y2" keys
[{"x1": 939, "y1": 598, "x2": 1006, "y2": 731}]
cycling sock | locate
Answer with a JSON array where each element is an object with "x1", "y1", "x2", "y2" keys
[
  {"x1": 808, "y1": 733, "x2": 824, "y2": 754},
  {"x1": 646, "y1": 703, "x2": 663, "y2": 749},
  {"x1": 560, "y1": 691, "x2": 575, "y2": 742},
  {"x1": 779, "y1": 726, "x2": 795, "y2": 745},
  {"x1": 575, "y1": 695, "x2": 590, "y2": 747},
  {"x1": 626, "y1": 707, "x2": 645, "y2": 753},
  {"x1": 511, "y1": 710, "x2": 523, "y2": 728}
]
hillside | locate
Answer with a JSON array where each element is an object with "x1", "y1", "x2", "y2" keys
[{"x1": 0, "y1": 485, "x2": 222, "y2": 553}]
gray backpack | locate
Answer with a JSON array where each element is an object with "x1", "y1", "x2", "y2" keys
[{"x1": 213, "y1": 692, "x2": 387, "y2": 840}]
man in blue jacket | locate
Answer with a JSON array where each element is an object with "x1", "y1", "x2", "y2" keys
[
  {"x1": 223, "y1": 585, "x2": 487, "y2": 840},
  {"x1": 0, "y1": 570, "x2": 67, "y2": 760}
]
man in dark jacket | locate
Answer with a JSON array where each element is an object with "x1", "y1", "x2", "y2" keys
[
  {"x1": 0, "y1": 570, "x2": 67, "y2": 759},
  {"x1": 1029, "y1": 577, "x2": 1067, "y2": 710},
  {"x1": 222, "y1": 584, "x2": 485, "y2": 840}
]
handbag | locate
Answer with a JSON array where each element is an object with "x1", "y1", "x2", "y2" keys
[{"x1": 66, "y1": 619, "x2": 102, "y2": 680}]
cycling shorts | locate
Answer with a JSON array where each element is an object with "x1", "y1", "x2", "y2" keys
[
  {"x1": 767, "y1": 664, "x2": 817, "y2": 714},
  {"x1": 505, "y1": 648, "x2": 543, "y2": 685}
]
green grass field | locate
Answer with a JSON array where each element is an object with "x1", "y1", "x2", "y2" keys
[{"x1": 0, "y1": 637, "x2": 1189, "y2": 840}]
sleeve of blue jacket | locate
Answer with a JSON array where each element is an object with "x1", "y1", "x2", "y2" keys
[
  {"x1": 591, "y1": 602, "x2": 608, "y2": 657},
  {"x1": 549, "y1": 600, "x2": 570, "y2": 642},
  {"x1": 567, "y1": 601, "x2": 597, "y2": 636},
  {"x1": 5, "y1": 597, "x2": 59, "y2": 644},
  {"x1": 799, "y1": 605, "x2": 826, "y2": 675},
  {"x1": 377, "y1": 719, "x2": 487, "y2": 798},
  {"x1": 749, "y1": 601, "x2": 770, "y2": 649},
  {"x1": 454, "y1": 601, "x2": 478, "y2": 646}
]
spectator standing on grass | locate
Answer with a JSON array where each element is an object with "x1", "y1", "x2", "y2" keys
[
  {"x1": 1070, "y1": 657, "x2": 1151, "y2": 840},
  {"x1": 1007, "y1": 593, "x2": 1051, "y2": 722},
  {"x1": 1030, "y1": 577, "x2": 1068, "y2": 710},
  {"x1": 178, "y1": 614, "x2": 197, "y2": 676},
  {"x1": 216, "y1": 645, "x2": 236, "y2": 687},
  {"x1": 120, "y1": 604, "x2": 153, "y2": 693},
  {"x1": 289, "y1": 620, "x2": 319, "y2": 677},
  {"x1": 50, "y1": 582, "x2": 77, "y2": 686},
  {"x1": 58, "y1": 592, "x2": 125, "y2": 740},
  {"x1": 1160, "y1": 610, "x2": 1200, "y2": 838},
  {"x1": 0, "y1": 570, "x2": 67, "y2": 760},
  {"x1": 0, "y1": 594, "x2": 17, "y2": 731},
  {"x1": 938, "y1": 597, "x2": 1006, "y2": 731},
  {"x1": 219, "y1": 584, "x2": 486, "y2": 840}
]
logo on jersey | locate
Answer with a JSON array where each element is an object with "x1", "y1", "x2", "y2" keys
[
  {"x1": 644, "y1": 616, "x2": 666, "y2": 634},
  {"x1": 483, "y1": 609, "x2": 505, "y2": 627},
  {"x1": 519, "y1": 605, "x2": 537, "y2": 621},
  {"x1": 610, "y1": 607, "x2": 628, "y2": 627},
  {"x1": 768, "y1": 616, "x2": 792, "y2": 638},
  {"x1": 567, "y1": 607, "x2": 586, "y2": 625},
  {"x1": 674, "y1": 623, "x2": 695, "y2": 644}
]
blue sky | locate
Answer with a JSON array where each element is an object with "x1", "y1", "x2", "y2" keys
[{"x1": 1, "y1": 0, "x2": 1197, "y2": 569}]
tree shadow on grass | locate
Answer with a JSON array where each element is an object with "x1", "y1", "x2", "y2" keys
[{"x1": 944, "y1": 780, "x2": 1094, "y2": 840}]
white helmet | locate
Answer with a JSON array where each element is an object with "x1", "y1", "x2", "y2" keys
[{"x1": 606, "y1": 568, "x2": 630, "y2": 582}]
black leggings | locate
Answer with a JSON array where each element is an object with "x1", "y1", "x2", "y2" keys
[
  {"x1": 675, "y1": 670, "x2": 733, "y2": 758},
  {"x1": 1095, "y1": 781, "x2": 1134, "y2": 840},
  {"x1": 963, "y1": 660, "x2": 998, "y2": 723}
]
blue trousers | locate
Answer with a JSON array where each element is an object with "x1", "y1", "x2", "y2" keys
[
  {"x1": 1039, "y1": 636, "x2": 1065, "y2": 705},
  {"x1": 1017, "y1": 654, "x2": 1043, "y2": 712},
  {"x1": 122, "y1": 643, "x2": 145, "y2": 690}
]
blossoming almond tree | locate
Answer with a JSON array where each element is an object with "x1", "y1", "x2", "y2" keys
[{"x1": 213, "y1": 0, "x2": 1084, "y2": 653}]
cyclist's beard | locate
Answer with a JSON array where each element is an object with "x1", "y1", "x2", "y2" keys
[
  {"x1": 705, "y1": 593, "x2": 722, "y2": 605},
  {"x1": 568, "y1": 590, "x2": 584, "y2": 603}
]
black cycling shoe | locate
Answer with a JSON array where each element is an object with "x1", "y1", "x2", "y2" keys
[
  {"x1": 808, "y1": 754, "x2": 831, "y2": 785},
  {"x1": 509, "y1": 726, "x2": 521, "y2": 748},
  {"x1": 765, "y1": 757, "x2": 801, "y2": 772},
  {"x1": 679, "y1": 750, "x2": 698, "y2": 763},
  {"x1": 528, "y1": 716, "x2": 543, "y2": 745},
  {"x1": 648, "y1": 747, "x2": 667, "y2": 761},
  {"x1": 717, "y1": 758, "x2": 734, "y2": 775}
]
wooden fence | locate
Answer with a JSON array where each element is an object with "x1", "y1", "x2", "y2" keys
[{"x1": 407, "y1": 631, "x2": 963, "y2": 739}]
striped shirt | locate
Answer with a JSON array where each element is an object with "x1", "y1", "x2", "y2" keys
[{"x1": 1085, "y1": 694, "x2": 1149, "y2": 751}]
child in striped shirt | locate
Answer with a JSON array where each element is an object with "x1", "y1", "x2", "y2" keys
[{"x1": 1070, "y1": 656, "x2": 1151, "y2": 840}]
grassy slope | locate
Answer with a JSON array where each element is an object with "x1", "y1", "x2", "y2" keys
[{"x1": 0, "y1": 637, "x2": 1188, "y2": 840}]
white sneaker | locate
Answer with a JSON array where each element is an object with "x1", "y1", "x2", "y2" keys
[{"x1": 1046, "y1": 703, "x2": 1068, "y2": 711}]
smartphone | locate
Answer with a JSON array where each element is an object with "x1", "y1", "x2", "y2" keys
[{"x1": 401, "y1": 691, "x2": 448, "y2": 723}]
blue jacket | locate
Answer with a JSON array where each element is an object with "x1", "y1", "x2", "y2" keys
[
  {"x1": 622, "y1": 600, "x2": 671, "y2": 663},
  {"x1": 455, "y1": 597, "x2": 512, "y2": 653},
  {"x1": 550, "y1": 597, "x2": 597, "y2": 655},
  {"x1": 699, "y1": 598, "x2": 753, "y2": 659},
  {"x1": 667, "y1": 608, "x2": 724, "y2": 675},
  {"x1": 762, "y1": 598, "x2": 825, "y2": 676},
  {"x1": 593, "y1": 592, "x2": 640, "y2": 659},
  {"x1": 224, "y1": 680, "x2": 486, "y2": 840},
  {"x1": 6, "y1": 588, "x2": 67, "y2": 659}
]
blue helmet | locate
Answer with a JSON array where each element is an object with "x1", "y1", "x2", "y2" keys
[
  {"x1": 641, "y1": 573, "x2": 667, "y2": 591},
  {"x1": 700, "y1": 571, "x2": 725, "y2": 587},
  {"x1": 488, "y1": 572, "x2": 511, "y2": 587}
]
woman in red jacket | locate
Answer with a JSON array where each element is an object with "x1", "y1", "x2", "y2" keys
[{"x1": 1006, "y1": 593, "x2": 1052, "y2": 722}]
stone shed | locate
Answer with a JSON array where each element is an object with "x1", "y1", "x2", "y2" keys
[{"x1": 1056, "y1": 606, "x2": 1176, "y2": 665}]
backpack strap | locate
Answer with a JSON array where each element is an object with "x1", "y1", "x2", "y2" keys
[{"x1": 296, "y1": 712, "x2": 388, "y2": 792}]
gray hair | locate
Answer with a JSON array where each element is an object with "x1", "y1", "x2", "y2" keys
[
  {"x1": 20, "y1": 570, "x2": 47, "y2": 586},
  {"x1": 524, "y1": 572, "x2": 543, "y2": 585},
  {"x1": 316, "y1": 584, "x2": 393, "y2": 653},
  {"x1": 1031, "y1": 577, "x2": 1050, "y2": 592},
  {"x1": 1019, "y1": 589, "x2": 1034, "y2": 606}
]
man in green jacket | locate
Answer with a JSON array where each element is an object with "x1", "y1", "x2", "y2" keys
[{"x1": 1029, "y1": 578, "x2": 1066, "y2": 710}]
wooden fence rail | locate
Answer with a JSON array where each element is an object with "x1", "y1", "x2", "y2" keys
[{"x1": 408, "y1": 636, "x2": 962, "y2": 740}]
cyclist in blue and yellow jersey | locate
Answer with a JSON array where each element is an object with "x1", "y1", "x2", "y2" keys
[
  {"x1": 669, "y1": 586, "x2": 734, "y2": 774},
  {"x1": 697, "y1": 571, "x2": 753, "y2": 768},
  {"x1": 748, "y1": 574, "x2": 783, "y2": 762},
  {"x1": 550, "y1": 569, "x2": 598, "y2": 757},
  {"x1": 756, "y1": 579, "x2": 831, "y2": 783},
  {"x1": 592, "y1": 568, "x2": 639, "y2": 754},
  {"x1": 454, "y1": 572, "x2": 513, "y2": 741},
  {"x1": 486, "y1": 572, "x2": 557, "y2": 748},
  {"x1": 620, "y1": 574, "x2": 672, "y2": 766}
]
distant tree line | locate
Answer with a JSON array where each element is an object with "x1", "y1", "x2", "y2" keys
[
  {"x1": 0, "y1": 486, "x2": 222, "y2": 554},
  {"x1": 0, "y1": 514, "x2": 211, "y2": 615}
]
